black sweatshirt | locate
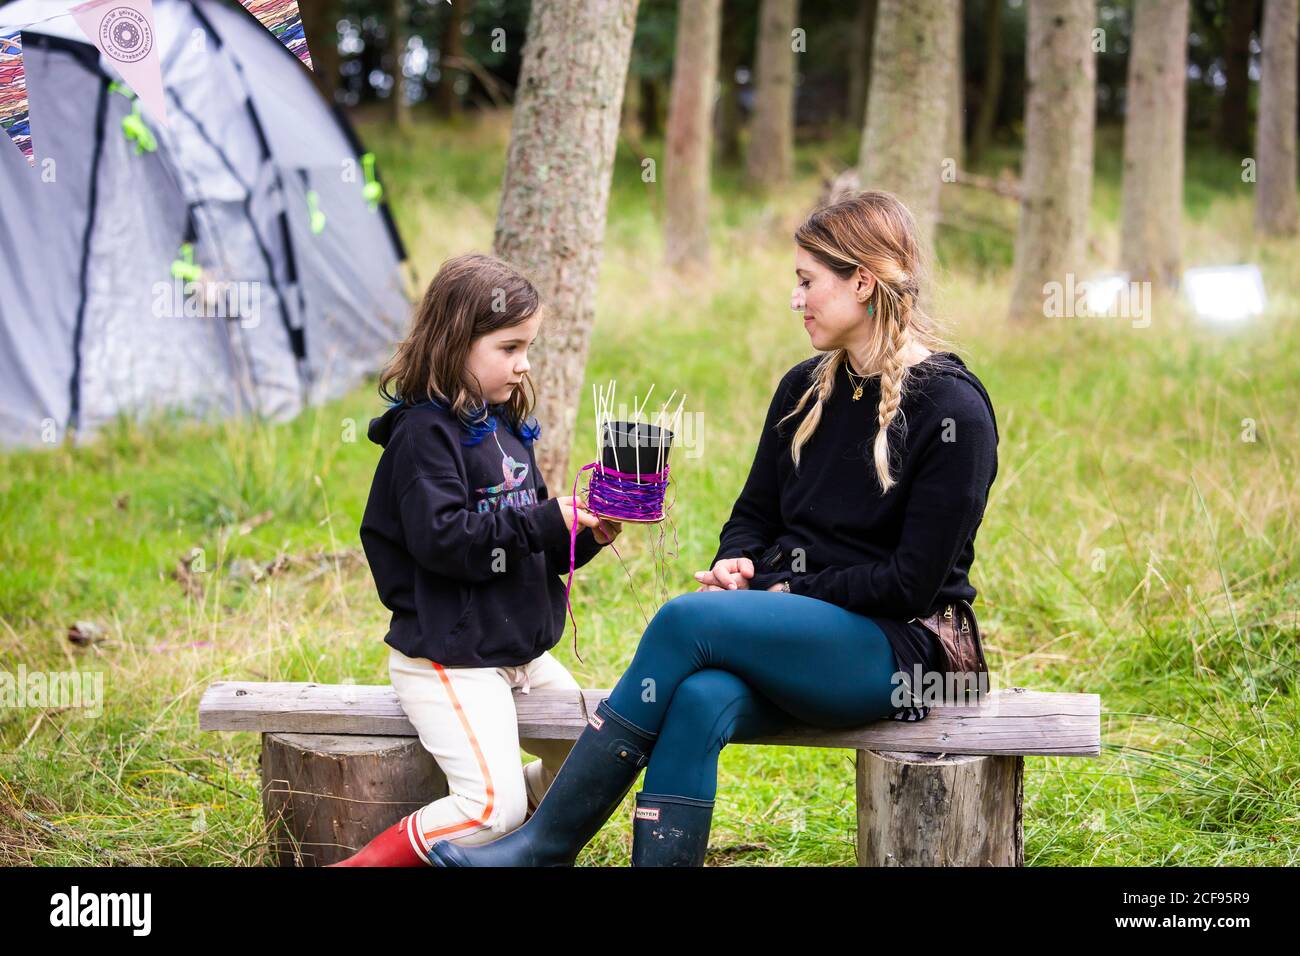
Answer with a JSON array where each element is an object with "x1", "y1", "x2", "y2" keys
[
  {"x1": 360, "y1": 400, "x2": 605, "y2": 667},
  {"x1": 711, "y1": 352, "x2": 999, "y2": 719}
]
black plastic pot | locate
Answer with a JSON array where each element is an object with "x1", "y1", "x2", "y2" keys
[{"x1": 600, "y1": 421, "x2": 674, "y2": 480}]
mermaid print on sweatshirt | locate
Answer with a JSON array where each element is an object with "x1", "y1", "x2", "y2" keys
[{"x1": 474, "y1": 431, "x2": 538, "y2": 513}]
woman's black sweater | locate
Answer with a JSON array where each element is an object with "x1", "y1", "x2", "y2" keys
[{"x1": 711, "y1": 351, "x2": 999, "y2": 719}]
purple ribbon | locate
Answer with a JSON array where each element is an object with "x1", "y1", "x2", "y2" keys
[{"x1": 561, "y1": 460, "x2": 671, "y2": 661}]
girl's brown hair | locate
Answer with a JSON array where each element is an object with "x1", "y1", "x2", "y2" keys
[
  {"x1": 780, "y1": 190, "x2": 951, "y2": 492},
  {"x1": 378, "y1": 252, "x2": 542, "y2": 430}
]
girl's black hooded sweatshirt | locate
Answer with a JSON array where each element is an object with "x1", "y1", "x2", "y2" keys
[{"x1": 360, "y1": 400, "x2": 605, "y2": 667}]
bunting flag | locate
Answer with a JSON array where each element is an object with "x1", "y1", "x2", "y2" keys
[
  {"x1": 0, "y1": 30, "x2": 33, "y2": 165},
  {"x1": 238, "y1": 0, "x2": 313, "y2": 70},
  {"x1": 70, "y1": 0, "x2": 168, "y2": 128}
]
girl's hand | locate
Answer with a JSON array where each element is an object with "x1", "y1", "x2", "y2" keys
[
  {"x1": 556, "y1": 496, "x2": 601, "y2": 534},
  {"x1": 592, "y1": 517, "x2": 622, "y2": 545},
  {"x1": 693, "y1": 557, "x2": 754, "y2": 591}
]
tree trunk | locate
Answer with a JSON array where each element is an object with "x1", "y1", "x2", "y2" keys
[
  {"x1": 1119, "y1": 0, "x2": 1189, "y2": 288},
  {"x1": 664, "y1": 0, "x2": 722, "y2": 271},
  {"x1": 622, "y1": 66, "x2": 644, "y2": 145},
  {"x1": 857, "y1": 0, "x2": 959, "y2": 259},
  {"x1": 746, "y1": 0, "x2": 799, "y2": 189},
  {"x1": 261, "y1": 733, "x2": 446, "y2": 867},
  {"x1": 299, "y1": 0, "x2": 341, "y2": 104},
  {"x1": 1219, "y1": 0, "x2": 1259, "y2": 156},
  {"x1": 856, "y1": 750, "x2": 1024, "y2": 866},
  {"x1": 846, "y1": 0, "x2": 877, "y2": 126},
  {"x1": 434, "y1": 0, "x2": 468, "y2": 117},
  {"x1": 970, "y1": 0, "x2": 1004, "y2": 165},
  {"x1": 948, "y1": 1, "x2": 965, "y2": 170},
  {"x1": 389, "y1": 0, "x2": 410, "y2": 129},
  {"x1": 493, "y1": 0, "x2": 640, "y2": 493},
  {"x1": 640, "y1": 77, "x2": 663, "y2": 139},
  {"x1": 1255, "y1": 0, "x2": 1299, "y2": 236},
  {"x1": 1008, "y1": 0, "x2": 1096, "y2": 321},
  {"x1": 717, "y1": 0, "x2": 745, "y2": 165}
]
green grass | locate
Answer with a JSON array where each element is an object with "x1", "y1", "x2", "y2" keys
[{"x1": 1, "y1": 111, "x2": 1297, "y2": 865}]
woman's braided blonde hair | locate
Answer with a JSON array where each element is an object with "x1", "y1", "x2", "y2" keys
[{"x1": 781, "y1": 191, "x2": 951, "y2": 493}]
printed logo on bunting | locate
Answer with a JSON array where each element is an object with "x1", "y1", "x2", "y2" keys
[
  {"x1": 98, "y1": 5, "x2": 153, "y2": 63},
  {"x1": 70, "y1": 0, "x2": 168, "y2": 128},
  {"x1": 238, "y1": 0, "x2": 313, "y2": 70},
  {"x1": 0, "y1": 30, "x2": 33, "y2": 165}
]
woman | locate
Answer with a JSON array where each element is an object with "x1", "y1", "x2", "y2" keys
[{"x1": 428, "y1": 190, "x2": 999, "y2": 867}]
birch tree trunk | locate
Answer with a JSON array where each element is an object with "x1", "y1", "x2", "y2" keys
[
  {"x1": 1255, "y1": 0, "x2": 1299, "y2": 236},
  {"x1": 970, "y1": 0, "x2": 1004, "y2": 165},
  {"x1": 746, "y1": 0, "x2": 799, "y2": 189},
  {"x1": 434, "y1": 0, "x2": 468, "y2": 118},
  {"x1": 493, "y1": 0, "x2": 640, "y2": 492},
  {"x1": 717, "y1": 0, "x2": 745, "y2": 164},
  {"x1": 1008, "y1": 0, "x2": 1096, "y2": 321},
  {"x1": 857, "y1": 0, "x2": 959, "y2": 260},
  {"x1": 846, "y1": 0, "x2": 877, "y2": 126},
  {"x1": 641, "y1": 77, "x2": 663, "y2": 138},
  {"x1": 389, "y1": 0, "x2": 410, "y2": 129},
  {"x1": 665, "y1": 0, "x2": 722, "y2": 271},
  {"x1": 622, "y1": 65, "x2": 644, "y2": 145},
  {"x1": 299, "y1": 0, "x2": 340, "y2": 104},
  {"x1": 1219, "y1": 0, "x2": 1259, "y2": 157},
  {"x1": 1119, "y1": 0, "x2": 1189, "y2": 288},
  {"x1": 948, "y1": 2, "x2": 965, "y2": 170}
]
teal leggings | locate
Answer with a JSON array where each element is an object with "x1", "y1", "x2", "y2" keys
[{"x1": 605, "y1": 589, "x2": 902, "y2": 801}]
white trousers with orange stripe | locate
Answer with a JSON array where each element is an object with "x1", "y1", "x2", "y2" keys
[{"x1": 387, "y1": 644, "x2": 580, "y2": 861}]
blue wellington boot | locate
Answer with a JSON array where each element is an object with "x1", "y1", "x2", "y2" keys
[
  {"x1": 427, "y1": 698, "x2": 655, "y2": 867},
  {"x1": 630, "y1": 791, "x2": 715, "y2": 867}
]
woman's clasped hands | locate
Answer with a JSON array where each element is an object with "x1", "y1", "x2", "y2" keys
[{"x1": 694, "y1": 557, "x2": 788, "y2": 592}]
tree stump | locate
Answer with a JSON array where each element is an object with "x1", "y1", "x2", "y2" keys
[
  {"x1": 260, "y1": 732, "x2": 446, "y2": 867},
  {"x1": 855, "y1": 750, "x2": 1023, "y2": 866}
]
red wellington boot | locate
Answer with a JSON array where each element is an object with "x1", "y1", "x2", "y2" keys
[{"x1": 327, "y1": 813, "x2": 429, "y2": 867}]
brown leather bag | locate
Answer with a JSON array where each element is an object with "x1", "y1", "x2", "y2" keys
[{"x1": 913, "y1": 599, "x2": 988, "y2": 698}]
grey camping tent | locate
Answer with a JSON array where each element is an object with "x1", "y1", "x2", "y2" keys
[{"x1": 0, "y1": 0, "x2": 409, "y2": 449}]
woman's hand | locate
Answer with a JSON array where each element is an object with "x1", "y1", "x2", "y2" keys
[
  {"x1": 592, "y1": 517, "x2": 622, "y2": 545},
  {"x1": 694, "y1": 557, "x2": 754, "y2": 591},
  {"x1": 556, "y1": 496, "x2": 601, "y2": 534}
]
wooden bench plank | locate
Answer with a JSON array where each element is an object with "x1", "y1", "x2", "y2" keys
[{"x1": 199, "y1": 682, "x2": 1100, "y2": 756}]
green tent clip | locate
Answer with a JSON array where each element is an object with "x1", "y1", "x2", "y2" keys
[
  {"x1": 108, "y1": 82, "x2": 157, "y2": 156},
  {"x1": 306, "y1": 189, "x2": 326, "y2": 234},
  {"x1": 361, "y1": 152, "x2": 383, "y2": 209},
  {"x1": 170, "y1": 242, "x2": 202, "y2": 282},
  {"x1": 122, "y1": 102, "x2": 158, "y2": 156}
]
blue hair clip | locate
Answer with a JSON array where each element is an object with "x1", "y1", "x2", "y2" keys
[
  {"x1": 514, "y1": 416, "x2": 542, "y2": 445},
  {"x1": 459, "y1": 405, "x2": 498, "y2": 447},
  {"x1": 388, "y1": 393, "x2": 536, "y2": 447}
]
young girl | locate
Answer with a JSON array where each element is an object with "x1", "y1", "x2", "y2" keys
[{"x1": 330, "y1": 252, "x2": 620, "y2": 866}]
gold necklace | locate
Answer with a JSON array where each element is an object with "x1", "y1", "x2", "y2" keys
[{"x1": 845, "y1": 362, "x2": 868, "y2": 401}]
